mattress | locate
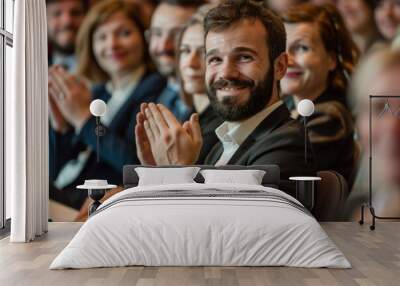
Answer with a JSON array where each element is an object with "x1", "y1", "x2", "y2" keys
[{"x1": 50, "y1": 183, "x2": 351, "y2": 269}]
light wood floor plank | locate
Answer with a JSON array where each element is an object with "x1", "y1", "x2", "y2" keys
[{"x1": 0, "y1": 222, "x2": 399, "y2": 286}]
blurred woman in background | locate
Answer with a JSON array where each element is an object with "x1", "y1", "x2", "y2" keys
[
  {"x1": 345, "y1": 48, "x2": 400, "y2": 220},
  {"x1": 281, "y1": 3, "x2": 359, "y2": 186},
  {"x1": 337, "y1": 0, "x2": 384, "y2": 53},
  {"x1": 48, "y1": 0, "x2": 166, "y2": 215},
  {"x1": 374, "y1": 0, "x2": 400, "y2": 42}
]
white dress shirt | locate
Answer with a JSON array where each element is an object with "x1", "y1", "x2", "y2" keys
[
  {"x1": 102, "y1": 65, "x2": 145, "y2": 125},
  {"x1": 52, "y1": 52, "x2": 77, "y2": 72},
  {"x1": 214, "y1": 100, "x2": 283, "y2": 166}
]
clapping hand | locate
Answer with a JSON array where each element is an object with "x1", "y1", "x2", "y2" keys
[
  {"x1": 48, "y1": 90, "x2": 69, "y2": 133},
  {"x1": 135, "y1": 107, "x2": 157, "y2": 166},
  {"x1": 135, "y1": 103, "x2": 203, "y2": 165},
  {"x1": 48, "y1": 65, "x2": 92, "y2": 130}
]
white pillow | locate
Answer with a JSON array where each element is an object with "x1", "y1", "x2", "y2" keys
[
  {"x1": 200, "y1": 169, "x2": 266, "y2": 185},
  {"x1": 135, "y1": 167, "x2": 201, "y2": 186}
]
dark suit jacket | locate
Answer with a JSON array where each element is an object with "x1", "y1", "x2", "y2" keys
[
  {"x1": 204, "y1": 104, "x2": 315, "y2": 195},
  {"x1": 49, "y1": 71, "x2": 167, "y2": 209},
  {"x1": 196, "y1": 104, "x2": 223, "y2": 164}
]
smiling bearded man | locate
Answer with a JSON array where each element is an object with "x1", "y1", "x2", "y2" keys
[
  {"x1": 135, "y1": 0, "x2": 315, "y2": 195},
  {"x1": 207, "y1": 62, "x2": 275, "y2": 122}
]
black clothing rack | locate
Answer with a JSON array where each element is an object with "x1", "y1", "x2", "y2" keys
[{"x1": 359, "y1": 95, "x2": 400, "y2": 230}]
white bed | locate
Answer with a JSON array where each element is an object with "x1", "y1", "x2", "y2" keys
[{"x1": 50, "y1": 183, "x2": 351, "y2": 269}]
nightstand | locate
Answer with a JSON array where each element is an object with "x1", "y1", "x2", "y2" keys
[{"x1": 289, "y1": 176, "x2": 321, "y2": 210}]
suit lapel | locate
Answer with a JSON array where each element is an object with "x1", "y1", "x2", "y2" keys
[
  {"x1": 204, "y1": 142, "x2": 224, "y2": 165},
  {"x1": 227, "y1": 104, "x2": 291, "y2": 164},
  {"x1": 227, "y1": 136, "x2": 255, "y2": 164},
  {"x1": 205, "y1": 104, "x2": 292, "y2": 165}
]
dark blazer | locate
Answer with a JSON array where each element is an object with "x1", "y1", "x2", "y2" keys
[
  {"x1": 49, "y1": 71, "x2": 167, "y2": 209},
  {"x1": 204, "y1": 104, "x2": 315, "y2": 195},
  {"x1": 297, "y1": 89, "x2": 355, "y2": 186},
  {"x1": 196, "y1": 104, "x2": 223, "y2": 164},
  {"x1": 156, "y1": 83, "x2": 192, "y2": 122}
]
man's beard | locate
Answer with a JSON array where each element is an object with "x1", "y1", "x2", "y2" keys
[
  {"x1": 150, "y1": 50, "x2": 176, "y2": 78},
  {"x1": 48, "y1": 26, "x2": 78, "y2": 55},
  {"x1": 49, "y1": 37, "x2": 75, "y2": 55},
  {"x1": 207, "y1": 67, "x2": 274, "y2": 121}
]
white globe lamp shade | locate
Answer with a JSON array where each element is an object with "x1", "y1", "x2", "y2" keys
[
  {"x1": 297, "y1": 99, "x2": 314, "y2": 117},
  {"x1": 90, "y1": 99, "x2": 107, "y2": 117}
]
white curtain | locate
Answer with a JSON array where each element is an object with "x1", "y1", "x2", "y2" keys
[{"x1": 7, "y1": 0, "x2": 48, "y2": 242}]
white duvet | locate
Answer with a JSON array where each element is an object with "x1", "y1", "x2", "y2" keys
[{"x1": 50, "y1": 183, "x2": 351, "y2": 269}]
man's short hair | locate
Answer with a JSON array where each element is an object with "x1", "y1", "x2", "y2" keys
[
  {"x1": 204, "y1": 0, "x2": 286, "y2": 62},
  {"x1": 160, "y1": 0, "x2": 206, "y2": 8}
]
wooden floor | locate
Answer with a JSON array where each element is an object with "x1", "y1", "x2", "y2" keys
[{"x1": 0, "y1": 222, "x2": 399, "y2": 286}]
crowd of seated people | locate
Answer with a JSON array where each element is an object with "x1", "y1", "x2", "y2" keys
[
  {"x1": 136, "y1": 0, "x2": 314, "y2": 196},
  {"x1": 46, "y1": 0, "x2": 400, "y2": 221},
  {"x1": 48, "y1": 0, "x2": 166, "y2": 211}
]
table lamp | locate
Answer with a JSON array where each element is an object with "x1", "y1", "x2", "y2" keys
[
  {"x1": 297, "y1": 99, "x2": 315, "y2": 165},
  {"x1": 89, "y1": 99, "x2": 107, "y2": 163}
]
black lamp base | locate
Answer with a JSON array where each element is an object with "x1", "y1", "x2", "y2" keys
[{"x1": 88, "y1": 189, "x2": 106, "y2": 216}]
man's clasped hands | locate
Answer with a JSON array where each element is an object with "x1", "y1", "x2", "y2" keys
[{"x1": 135, "y1": 103, "x2": 203, "y2": 166}]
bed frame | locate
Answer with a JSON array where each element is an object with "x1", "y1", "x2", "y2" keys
[
  {"x1": 122, "y1": 165, "x2": 350, "y2": 221},
  {"x1": 123, "y1": 165, "x2": 280, "y2": 189}
]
